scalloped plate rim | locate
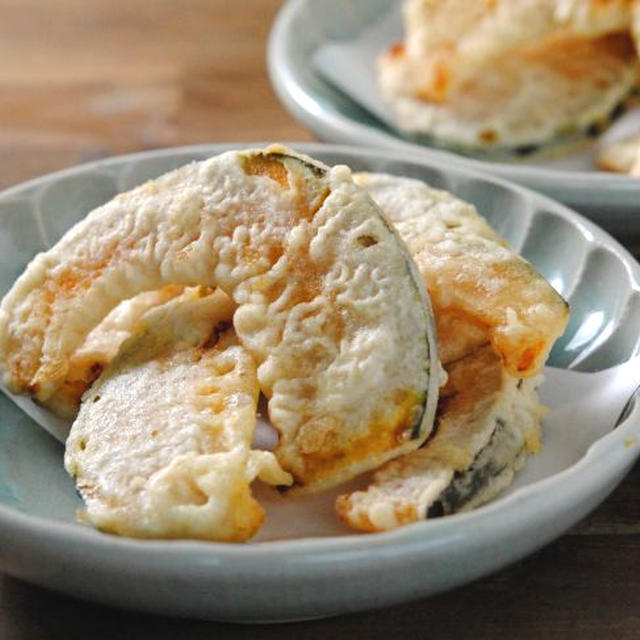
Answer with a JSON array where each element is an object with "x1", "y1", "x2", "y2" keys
[{"x1": 0, "y1": 142, "x2": 639, "y2": 622}]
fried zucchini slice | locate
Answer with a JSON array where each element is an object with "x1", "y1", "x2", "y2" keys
[
  {"x1": 353, "y1": 172, "x2": 569, "y2": 376},
  {"x1": 0, "y1": 146, "x2": 438, "y2": 491},
  {"x1": 65, "y1": 288, "x2": 291, "y2": 542},
  {"x1": 336, "y1": 346, "x2": 545, "y2": 532}
]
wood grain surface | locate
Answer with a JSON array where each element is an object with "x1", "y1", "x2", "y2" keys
[
  {"x1": 0, "y1": 0, "x2": 312, "y2": 191},
  {"x1": 1, "y1": 2, "x2": 639, "y2": 639}
]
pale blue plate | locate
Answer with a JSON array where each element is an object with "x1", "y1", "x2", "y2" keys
[{"x1": 1, "y1": 143, "x2": 640, "y2": 622}]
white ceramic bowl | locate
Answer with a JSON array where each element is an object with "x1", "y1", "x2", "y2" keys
[{"x1": 0, "y1": 143, "x2": 639, "y2": 622}]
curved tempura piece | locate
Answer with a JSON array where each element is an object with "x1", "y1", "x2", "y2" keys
[
  {"x1": 400, "y1": 0, "x2": 633, "y2": 102},
  {"x1": 379, "y1": 32, "x2": 638, "y2": 149},
  {"x1": 43, "y1": 285, "x2": 185, "y2": 418},
  {"x1": 353, "y1": 172, "x2": 569, "y2": 376},
  {"x1": 336, "y1": 346, "x2": 545, "y2": 532},
  {"x1": 338, "y1": 173, "x2": 569, "y2": 532},
  {"x1": 0, "y1": 146, "x2": 438, "y2": 491},
  {"x1": 65, "y1": 288, "x2": 291, "y2": 541}
]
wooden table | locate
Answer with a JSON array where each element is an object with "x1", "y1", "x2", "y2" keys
[{"x1": 1, "y1": 2, "x2": 639, "y2": 638}]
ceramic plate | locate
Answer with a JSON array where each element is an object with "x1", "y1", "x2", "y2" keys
[
  {"x1": 1, "y1": 143, "x2": 640, "y2": 623},
  {"x1": 267, "y1": 0, "x2": 640, "y2": 237}
]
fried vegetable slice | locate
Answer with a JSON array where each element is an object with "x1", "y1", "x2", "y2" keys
[
  {"x1": 398, "y1": 0, "x2": 633, "y2": 102},
  {"x1": 379, "y1": 33, "x2": 638, "y2": 149},
  {"x1": 337, "y1": 173, "x2": 568, "y2": 532},
  {"x1": 336, "y1": 346, "x2": 545, "y2": 532},
  {"x1": 43, "y1": 285, "x2": 185, "y2": 419},
  {"x1": 64, "y1": 288, "x2": 292, "y2": 541},
  {"x1": 353, "y1": 172, "x2": 569, "y2": 376},
  {"x1": 0, "y1": 146, "x2": 438, "y2": 491},
  {"x1": 597, "y1": 133, "x2": 640, "y2": 175}
]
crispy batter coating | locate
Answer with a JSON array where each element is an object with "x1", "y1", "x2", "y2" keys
[
  {"x1": 400, "y1": 0, "x2": 633, "y2": 102},
  {"x1": 338, "y1": 173, "x2": 569, "y2": 532},
  {"x1": 353, "y1": 172, "x2": 569, "y2": 376},
  {"x1": 0, "y1": 146, "x2": 438, "y2": 492},
  {"x1": 336, "y1": 346, "x2": 545, "y2": 532},
  {"x1": 597, "y1": 132, "x2": 640, "y2": 175},
  {"x1": 65, "y1": 288, "x2": 291, "y2": 541},
  {"x1": 42, "y1": 285, "x2": 185, "y2": 418},
  {"x1": 379, "y1": 33, "x2": 638, "y2": 148}
]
